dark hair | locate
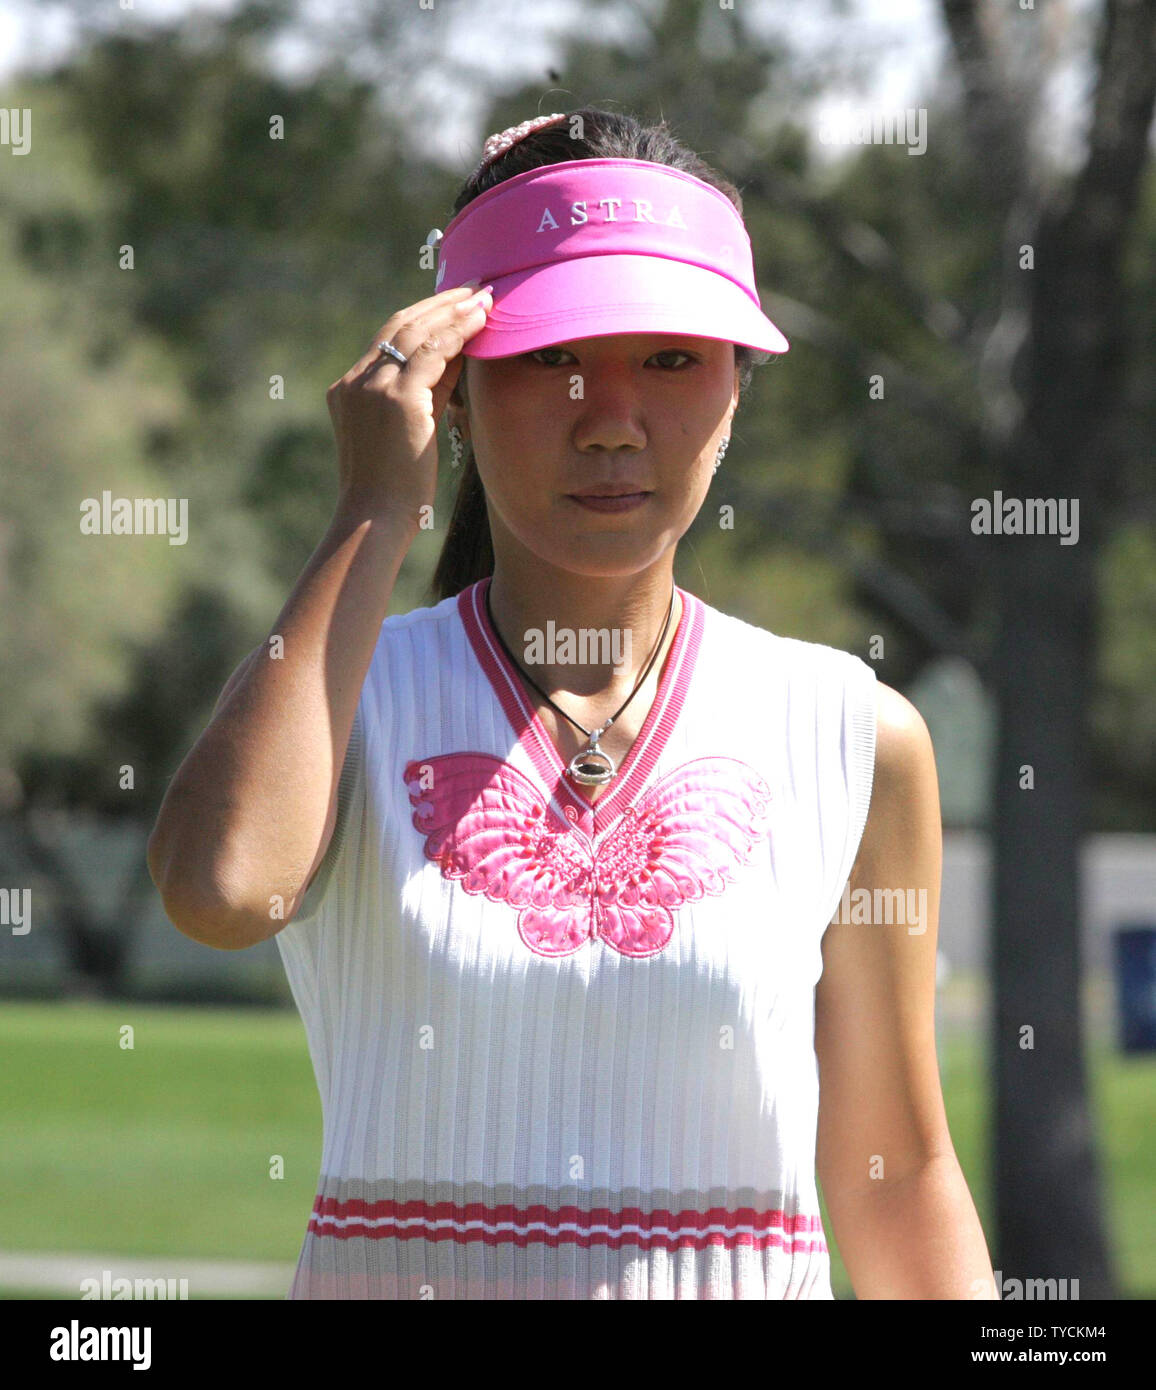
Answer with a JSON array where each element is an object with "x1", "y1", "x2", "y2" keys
[{"x1": 427, "y1": 107, "x2": 771, "y2": 605}]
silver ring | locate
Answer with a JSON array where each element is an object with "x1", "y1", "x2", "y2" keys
[{"x1": 376, "y1": 341, "x2": 408, "y2": 366}]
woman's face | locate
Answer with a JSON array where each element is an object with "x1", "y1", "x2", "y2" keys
[{"x1": 454, "y1": 334, "x2": 739, "y2": 579}]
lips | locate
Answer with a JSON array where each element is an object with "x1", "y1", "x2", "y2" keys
[{"x1": 568, "y1": 486, "x2": 650, "y2": 498}]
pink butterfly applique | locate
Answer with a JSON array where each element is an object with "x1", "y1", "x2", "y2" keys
[{"x1": 402, "y1": 754, "x2": 772, "y2": 957}]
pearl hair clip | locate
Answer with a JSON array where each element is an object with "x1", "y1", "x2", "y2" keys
[{"x1": 471, "y1": 113, "x2": 569, "y2": 180}]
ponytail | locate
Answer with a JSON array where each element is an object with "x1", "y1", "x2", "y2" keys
[{"x1": 426, "y1": 441, "x2": 493, "y2": 606}]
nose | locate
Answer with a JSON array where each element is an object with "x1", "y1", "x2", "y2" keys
[{"x1": 571, "y1": 364, "x2": 648, "y2": 453}]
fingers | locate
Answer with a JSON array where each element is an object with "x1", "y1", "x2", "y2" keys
[
  {"x1": 380, "y1": 290, "x2": 493, "y2": 394},
  {"x1": 346, "y1": 285, "x2": 488, "y2": 382}
]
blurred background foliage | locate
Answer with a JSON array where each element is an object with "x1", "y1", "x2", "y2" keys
[{"x1": 1, "y1": 0, "x2": 1152, "y2": 831}]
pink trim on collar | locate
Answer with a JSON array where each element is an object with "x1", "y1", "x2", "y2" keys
[{"x1": 457, "y1": 577, "x2": 704, "y2": 840}]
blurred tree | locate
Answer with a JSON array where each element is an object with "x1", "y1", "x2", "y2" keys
[{"x1": 939, "y1": 0, "x2": 1155, "y2": 1299}]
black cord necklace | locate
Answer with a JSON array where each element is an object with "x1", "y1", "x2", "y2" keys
[{"x1": 484, "y1": 579, "x2": 677, "y2": 786}]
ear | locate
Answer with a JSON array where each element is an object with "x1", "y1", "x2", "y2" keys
[{"x1": 445, "y1": 361, "x2": 470, "y2": 437}]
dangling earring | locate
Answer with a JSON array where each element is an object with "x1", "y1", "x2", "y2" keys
[
  {"x1": 448, "y1": 423, "x2": 465, "y2": 469},
  {"x1": 713, "y1": 436, "x2": 730, "y2": 474}
]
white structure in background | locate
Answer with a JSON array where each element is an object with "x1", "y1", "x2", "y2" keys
[
  {"x1": 909, "y1": 654, "x2": 996, "y2": 990},
  {"x1": 905, "y1": 654, "x2": 1154, "y2": 978},
  {"x1": 907, "y1": 654, "x2": 996, "y2": 830}
]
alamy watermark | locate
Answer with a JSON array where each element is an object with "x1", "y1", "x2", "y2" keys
[
  {"x1": 973, "y1": 1270, "x2": 1081, "y2": 1300},
  {"x1": 50, "y1": 1320, "x2": 152, "y2": 1369},
  {"x1": 818, "y1": 102, "x2": 927, "y2": 156},
  {"x1": 80, "y1": 491, "x2": 188, "y2": 545},
  {"x1": 1, "y1": 887, "x2": 30, "y2": 934},
  {"x1": 522, "y1": 623, "x2": 632, "y2": 673},
  {"x1": 0, "y1": 107, "x2": 31, "y2": 155},
  {"x1": 971, "y1": 491, "x2": 1078, "y2": 544},
  {"x1": 831, "y1": 882, "x2": 928, "y2": 935},
  {"x1": 80, "y1": 1269, "x2": 189, "y2": 1299}
]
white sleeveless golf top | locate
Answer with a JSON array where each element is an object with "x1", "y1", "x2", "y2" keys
[{"x1": 274, "y1": 577, "x2": 876, "y2": 1299}]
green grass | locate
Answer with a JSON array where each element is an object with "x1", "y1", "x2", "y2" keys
[
  {"x1": 0, "y1": 999, "x2": 1152, "y2": 1298},
  {"x1": 0, "y1": 1001, "x2": 320, "y2": 1262}
]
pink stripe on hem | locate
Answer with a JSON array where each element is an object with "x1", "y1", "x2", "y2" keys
[{"x1": 304, "y1": 1197, "x2": 828, "y2": 1254}]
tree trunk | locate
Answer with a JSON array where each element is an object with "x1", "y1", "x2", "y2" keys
[
  {"x1": 989, "y1": 197, "x2": 1120, "y2": 1291},
  {"x1": 992, "y1": 531, "x2": 1114, "y2": 1296},
  {"x1": 987, "y1": 0, "x2": 1156, "y2": 1295}
]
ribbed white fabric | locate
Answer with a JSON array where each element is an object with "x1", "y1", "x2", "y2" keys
[{"x1": 274, "y1": 578, "x2": 876, "y2": 1300}]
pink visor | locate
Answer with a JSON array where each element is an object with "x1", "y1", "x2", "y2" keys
[{"x1": 435, "y1": 157, "x2": 789, "y2": 358}]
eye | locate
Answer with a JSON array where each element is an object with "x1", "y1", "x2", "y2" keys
[
  {"x1": 525, "y1": 348, "x2": 699, "y2": 368},
  {"x1": 649, "y1": 349, "x2": 697, "y2": 369},
  {"x1": 526, "y1": 347, "x2": 574, "y2": 366}
]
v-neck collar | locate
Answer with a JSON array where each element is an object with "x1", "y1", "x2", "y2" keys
[{"x1": 457, "y1": 576, "x2": 705, "y2": 839}]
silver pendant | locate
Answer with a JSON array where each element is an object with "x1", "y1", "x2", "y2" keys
[{"x1": 568, "y1": 732, "x2": 615, "y2": 786}]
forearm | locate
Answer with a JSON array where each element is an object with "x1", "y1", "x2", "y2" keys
[{"x1": 824, "y1": 1152, "x2": 998, "y2": 1299}]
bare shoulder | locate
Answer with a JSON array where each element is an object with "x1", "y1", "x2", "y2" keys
[
  {"x1": 865, "y1": 681, "x2": 939, "y2": 831},
  {"x1": 874, "y1": 680, "x2": 934, "y2": 776},
  {"x1": 840, "y1": 678, "x2": 942, "y2": 906}
]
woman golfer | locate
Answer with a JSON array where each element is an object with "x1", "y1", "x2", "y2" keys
[{"x1": 148, "y1": 107, "x2": 995, "y2": 1300}]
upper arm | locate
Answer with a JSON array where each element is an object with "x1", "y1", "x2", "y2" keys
[
  {"x1": 211, "y1": 640, "x2": 338, "y2": 906},
  {"x1": 288, "y1": 790, "x2": 341, "y2": 917},
  {"x1": 814, "y1": 680, "x2": 951, "y2": 1200},
  {"x1": 149, "y1": 646, "x2": 264, "y2": 883}
]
